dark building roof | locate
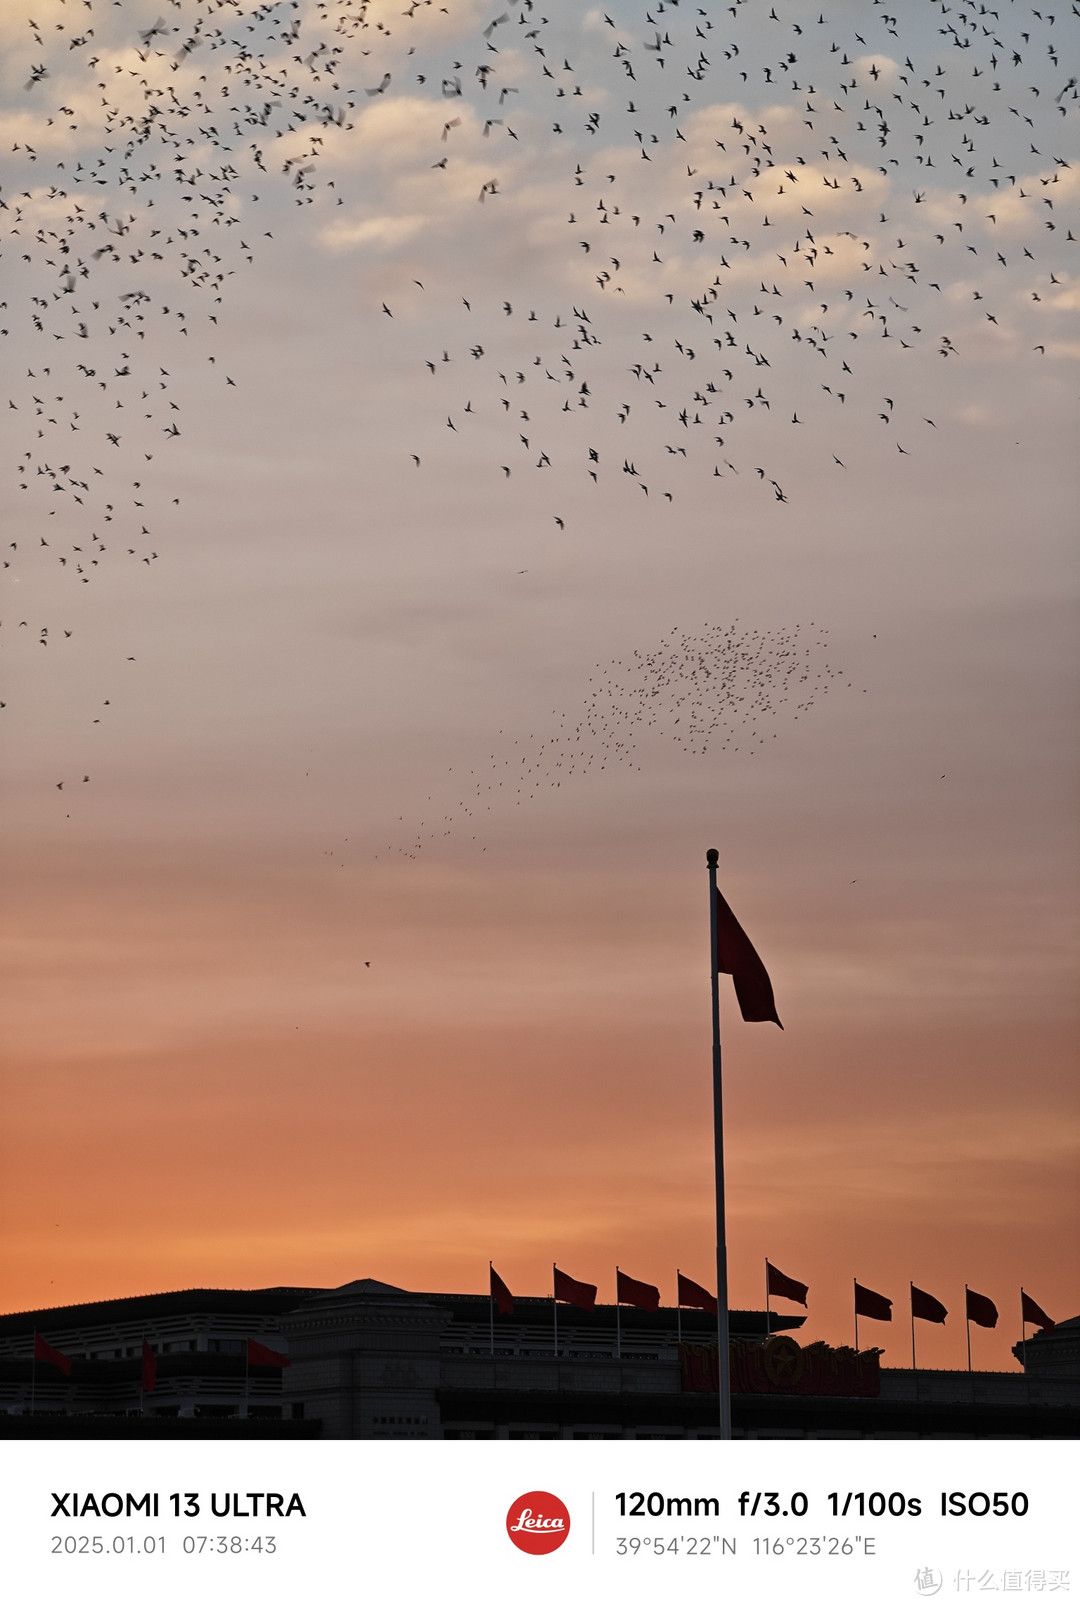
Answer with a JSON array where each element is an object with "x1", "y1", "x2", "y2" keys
[
  {"x1": 0, "y1": 1287, "x2": 323, "y2": 1339},
  {"x1": 0, "y1": 1280, "x2": 800, "y2": 1343},
  {"x1": 288, "y1": 1281, "x2": 803, "y2": 1337},
  {"x1": 1011, "y1": 1315, "x2": 1080, "y2": 1379},
  {"x1": 419, "y1": 1291, "x2": 803, "y2": 1337}
]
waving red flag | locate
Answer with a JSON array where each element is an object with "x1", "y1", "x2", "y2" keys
[
  {"x1": 1020, "y1": 1291, "x2": 1054, "y2": 1332},
  {"x1": 246, "y1": 1338, "x2": 290, "y2": 1368},
  {"x1": 965, "y1": 1289, "x2": 998, "y2": 1329},
  {"x1": 715, "y1": 889, "x2": 783, "y2": 1028},
  {"x1": 490, "y1": 1265, "x2": 514, "y2": 1317},
  {"x1": 910, "y1": 1285, "x2": 947, "y2": 1324},
  {"x1": 616, "y1": 1270, "x2": 660, "y2": 1310},
  {"x1": 766, "y1": 1261, "x2": 808, "y2": 1306},
  {"x1": 677, "y1": 1271, "x2": 717, "y2": 1314},
  {"x1": 33, "y1": 1333, "x2": 71, "y2": 1376},
  {"x1": 854, "y1": 1282, "x2": 893, "y2": 1321},
  {"x1": 553, "y1": 1267, "x2": 596, "y2": 1310},
  {"x1": 140, "y1": 1338, "x2": 157, "y2": 1393}
]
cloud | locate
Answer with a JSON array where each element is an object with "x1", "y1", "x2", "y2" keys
[{"x1": 321, "y1": 211, "x2": 429, "y2": 251}]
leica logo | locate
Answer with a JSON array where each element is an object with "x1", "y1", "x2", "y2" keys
[
  {"x1": 510, "y1": 1510, "x2": 565, "y2": 1533},
  {"x1": 505, "y1": 1491, "x2": 571, "y2": 1554}
]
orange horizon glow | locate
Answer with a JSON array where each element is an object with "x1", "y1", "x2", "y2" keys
[{"x1": 3, "y1": 840, "x2": 1075, "y2": 1377}]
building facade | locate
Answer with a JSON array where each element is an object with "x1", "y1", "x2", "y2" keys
[
  {"x1": 1, "y1": 1279, "x2": 1075, "y2": 1438},
  {"x1": 0, "y1": 1287, "x2": 316, "y2": 1424}
]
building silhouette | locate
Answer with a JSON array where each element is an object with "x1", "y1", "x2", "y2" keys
[{"x1": 1, "y1": 1280, "x2": 1075, "y2": 1438}]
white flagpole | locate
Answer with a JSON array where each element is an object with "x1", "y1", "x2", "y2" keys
[{"x1": 706, "y1": 849, "x2": 732, "y2": 1440}]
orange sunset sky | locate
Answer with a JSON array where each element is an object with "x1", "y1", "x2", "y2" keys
[{"x1": 1, "y1": 0, "x2": 1078, "y2": 1376}]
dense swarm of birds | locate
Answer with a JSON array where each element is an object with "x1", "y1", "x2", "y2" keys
[
  {"x1": 386, "y1": 622, "x2": 847, "y2": 855},
  {"x1": 1, "y1": 0, "x2": 1075, "y2": 817}
]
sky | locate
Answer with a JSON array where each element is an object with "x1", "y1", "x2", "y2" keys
[{"x1": 0, "y1": 0, "x2": 1077, "y2": 1374}]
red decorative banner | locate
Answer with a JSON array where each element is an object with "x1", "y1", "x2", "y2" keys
[{"x1": 680, "y1": 1335, "x2": 881, "y2": 1398}]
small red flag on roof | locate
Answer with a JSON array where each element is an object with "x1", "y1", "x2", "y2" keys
[
  {"x1": 33, "y1": 1332, "x2": 71, "y2": 1376},
  {"x1": 616, "y1": 1270, "x2": 660, "y2": 1311},
  {"x1": 715, "y1": 888, "x2": 783, "y2": 1028},
  {"x1": 965, "y1": 1288, "x2": 998, "y2": 1329},
  {"x1": 676, "y1": 1271, "x2": 717, "y2": 1314},
  {"x1": 854, "y1": 1282, "x2": 893, "y2": 1322},
  {"x1": 490, "y1": 1264, "x2": 513, "y2": 1317},
  {"x1": 553, "y1": 1267, "x2": 596, "y2": 1311},
  {"x1": 246, "y1": 1338, "x2": 290, "y2": 1368},
  {"x1": 910, "y1": 1285, "x2": 947, "y2": 1324},
  {"x1": 767, "y1": 1261, "x2": 808, "y2": 1306},
  {"x1": 1020, "y1": 1291, "x2": 1055, "y2": 1332}
]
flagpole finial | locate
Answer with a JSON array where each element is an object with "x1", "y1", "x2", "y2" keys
[{"x1": 706, "y1": 848, "x2": 719, "y2": 867}]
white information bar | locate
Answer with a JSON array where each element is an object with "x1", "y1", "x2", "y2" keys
[{"x1": 6, "y1": 1440, "x2": 1074, "y2": 1605}]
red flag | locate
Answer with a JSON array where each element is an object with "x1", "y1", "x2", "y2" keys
[
  {"x1": 965, "y1": 1289, "x2": 998, "y2": 1329},
  {"x1": 33, "y1": 1333, "x2": 71, "y2": 1376},
  {"x1": 1020, "y1": 1291, "x2": 1055, "y2": 1332},
  {"x1": 140, "y1": 1338, "x2": 157, "y2": 1393},
  {"x1": 676, "y1": 1272, "x2": 717, "y2": 1314},
  {"x1": 616, "y1": 1270, "x2": 660, "y2": 1311},
  {"x1": 854, "y1": 1282, "x2": 893, "y2": 1321},
  {"x1": 910, "y1": 1285, "x2": 947, "y2": 1324},
  {"x1": 715, "y1": 888, "x2": 782, "y2": 1028},
  {"x1": 766, "y1": 1261, "x2": 808, "y2": 1306},
  {"x1": 490, "y1": 1265, "x2": 513, "y2": 1316},
  {"x1": 553, "y1": 1267, "x2": 596, "y2": 1310},
  {"x1": 246, "y1": 1338, "x2": 290, "y2": 1368}
]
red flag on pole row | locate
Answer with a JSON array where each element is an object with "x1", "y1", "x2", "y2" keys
[
  {"x1": 553, "y1": 1267, "x2": 596, "y2": 1310},
  {"x1": 766, "y1": 1262, "x2": 808, "y2": 1306},
  {"x1": 910, "y1": 1285, "x2": 947, "y2": 1324},
  {"x1": 1020, "y1": 1292, "x2": 1055, "y2": 1332},
  {"x1": 490, "y1": 1265, "x2": 514, "y2": 1316},
  {"x1": 33, "y1": 1333, "x2": 71, "y2": 1376},
  {"x1": 141, "y1": 1338, "x2": 157, "y2": 1393},
  {"x1": 715, "y1": 889, "x2": 783, "y2": 1027},
  {"x1": 965, "y1": 1289, "x2": 998, "y2": 1329},
  {"x1": 854, "y1": 1282, "x2": 893, "y2": 1321},
  {"x1": 616, "y1": 1270, "x2": 660, "y2": 1311},
  {"x1": 246, "y1": 1338, "x2": 290, "y2": 1368},
  {"x1": 677, "y1": 1272, "x2": 717, "y2": 1314}
]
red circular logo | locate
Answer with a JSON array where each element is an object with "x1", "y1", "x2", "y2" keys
[{"x1": 506, "y1": 1491, "x2": 571, "y2": 1554}]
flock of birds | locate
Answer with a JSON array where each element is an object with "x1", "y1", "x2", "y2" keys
[
  {"x1": 384, "y1": 622, "x2": 848, "y2": 856},
  {"x1": 1, "y1": 0, "x2": 1075, "y2": 833}
]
